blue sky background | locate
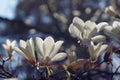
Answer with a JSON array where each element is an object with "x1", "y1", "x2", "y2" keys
[{"x1": 0, "y1": 0, "x2": 18, "y2": 20}]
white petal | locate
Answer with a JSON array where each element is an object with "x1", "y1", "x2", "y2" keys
[
  {"x1": 20, "y1": 40, "x2": 26, "y2": 48},
  {"x1": 11, "y1": 40, "x2": 16, "y2": 48},
  {"x1": 6, "y1": 39, "x2": 11, "y2": 46},
  {"x1": 72, "y1": 17, "x2": 84, "y2": 31},
  {"x1": 84, "y1": 21, "x2": 97, "y2": 38},
  {"x1": 50, "y1": 41, "x2": 64, "y2": 58},
  {"x1": 14, "y1": 47, "x2": 29, "y2": 60},
  {"x1": 51, "y1": 52, "x2": 67, "y2": 63},
  {"x1": 25, "y1": 39, "x2": 36, "y2": 62},
  {"x1": 43, "y1": 36, "x2": 54, "y2": 58},
  {"x1": 91, "y1": 35, "x2": 106, "y2": 43},
  {"x1": 84, "y1": 21, "x2": 96, "y2": 31},
  {"x1": 97, "y1": 22, "x2": 108, "y2": 32},
  {"x1": 88, "y1": 41, "x2": 94, "y2": 57},
  {"x1": 28, "y1": 38, "x2": 34, "y2": 55},
  {"x1": 99, "y1": 44, "x2": 108, "y2": 54},
  {"x1": 2, "y1": 44, "x2": 7, "y2": 50},
  {"x1": 88, "y1": 27, "x2": 97, "y2": 39},
  {"x1": 69, "y1": 24, "x2": 81, "y2": 38},
  {"x1": 103, "y1": 26, "x2": 113, "y2": 36},
  {"x1": 36, "y1": 37, "x2": 44, "y2": 60}
]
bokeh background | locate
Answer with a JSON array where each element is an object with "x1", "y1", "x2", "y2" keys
[{"x1": 0, "y1": 0, "x2": 120, "y2": 79}]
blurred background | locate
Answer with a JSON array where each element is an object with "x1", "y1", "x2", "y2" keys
[{"x1": 0, "y1": 0, "x2": 120, "y2": 79}]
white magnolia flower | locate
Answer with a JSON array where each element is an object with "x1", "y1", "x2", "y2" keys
[
  {"x1": 2, "y1": 39, "x2": 16, "y2": 59},
  {"x1": 69, "y1": 17, "x2": 106, "y2": 46},
  {"x1": 14, "y1": 38, "x2": 36, "y2": 65},
  {"x1": 36, "y1": 36, "x2": 67, "y2": 66},
  {"x1": 88, "y1": 41, "x2": 108, "y2": 62}
]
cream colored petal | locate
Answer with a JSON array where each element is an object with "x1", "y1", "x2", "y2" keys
[
  {"x1": 72, "y1": 17, "x2": 84, "y2": 31},
  {"x1": 88, "y1": 27, "x2": 97, "y2": 39},
  {"x1": 2, "y1": 44, "x2": 8, "y2": 51},
  {"x1": 112, "y1": 21, "x2": 120, "y2": 29},
  {"x1": 20, "y1": 40, "x2": 27, "y2": 48},
  {"x1": 83, "y1": 21, "x2": 96, "y2": 39},
  {"x1": 43, "y1": 36, "x2": 54, "y2": 58},
  {"x1": 14, "y1": 47, "x2": 29, "y2": 60},
  {"x1": 69, "y1": 24, "x2": 81, "y2": 38},
  {"x1": 83, "y1": 29, "x2": 88, "y2": 39},
  {"x1": 25, "y1": 39, "x2": 36, "y2": 62},
  {"x1": 91, "y1": 35, "x2": 106, "y2": 43},
  {"x1": 103, "y1": 26, "x2": 113, "y2": 36},
  {"x1": 112, "y1": 21, "x2": 120, "y2": 34},
  {"x1": 36, "y1": 37, "x2": 44, "y2": 59},
  {"x1": 11, "y1": 40, "x2": 16, "y2": 48},
  {"x1": 84, "y1": 20, "x2": 96, "y2": 31},
  {"x1": 51, "y1": 52, "x2": 67, "y2": 63},
  {"x1": 91, "y1": 42, "x2": 103, "y2": 62},
  {"x1": 6, "y1": 39, "x2": 11, "y2": 46},
  {"x1": 88, "y1": 41, "x2": 95, "y2": 58},
  {"x1": 28, "y1": 38, "x2": 34, "y2": 55},
  {"x1": 50, "y1": 41, "x2": 64, "y2": 58},
  {"x1": 97, "y1": 22, "x2": 108, "y2": 32},
  {"x1": 98, "y1": 44, "x2": 108, "y2": 54}
]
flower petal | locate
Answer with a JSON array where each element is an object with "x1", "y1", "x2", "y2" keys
[
  {"x1": 36, "y1": 37, "x2": 44, "y2": 60},
  {"x1": 51, "y1": 52, "x2": 67, "y2": 64},
  {"x1": 43, "y1": 36, "x2": 54, "y2": 58},
  {"x1": 20, "y1": 40, "x2": 26, "y2": 48},
  {"x1": 72, "y1": 17, "x2": 84, "y2": 31},
  {"x1": 50, "y1": 41, "x2": 64, "y2": 58},
  {"x1": 98, "y1": 44, "x2": 108, "y2": 55},
  {"x1": 11, "y1": 40, "x2": 16, "y2": 48},
  {"x1": 2, "y1": 44, "x2": 8, "y2": 51},
  {"x1": 14, "y1": 47, "x2": 29, "y2": 60},
  {"x1": 25, "y1": 38, "x2": 36, "y2": 63},
  {"x1": 91, "y1": 35, "x2": 106, "y2": 43},
  {"x1": 103, "y1": 26, "x2": 113, "y2": 36},
  {"x1": 69, "y1": 24, "x2": 81, "y2": 38},
  {"x1": 88, "y1": 41, "x2": 95, "y2": 58},
  {"x1": 84, "y1": 21, "x2": 97, "y2": 38},
  {"x1": 6, "y1": 39, "x2": 11, "y2": 46},
  {"x1": 97, "y1": 22, "x2": 108, "y2": 32}
]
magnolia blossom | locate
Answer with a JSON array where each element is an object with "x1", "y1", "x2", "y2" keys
[
  {"x1": 88, "y1": 41, "x2": 108, "y2": 62},
  {"x1": 69, "y1": 17, "x2": 106, "y2": 46},
  {"x1": 14, "y1": 38, "x2": 36, "y2": 65},
  {"x1": 36, "y1": 36, "x2": 67, "y2": 66},
  {"x1": 2, "y1": 39, "x2": 16, "y2": 59}
]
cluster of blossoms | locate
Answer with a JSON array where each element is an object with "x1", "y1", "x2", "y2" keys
[
  {"x1": 68, "y1": 17, "x2": 120, "y2": 64},
  {"x1": 2, "y1": 17, "x2": 120, "y2": 80},
  {"x1": 3, "y1": 36, "x2": 67, "y2": 67}
]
